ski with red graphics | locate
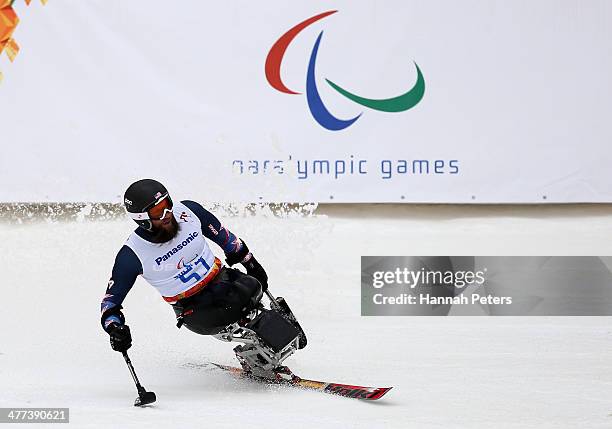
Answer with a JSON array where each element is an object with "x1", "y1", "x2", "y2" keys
[{"x1": 211, "y1": 363, "x2": 392, "y2": 401}]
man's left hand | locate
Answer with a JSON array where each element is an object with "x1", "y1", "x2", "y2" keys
[{"x1": 243, "y1": 254, "x2": 268, "y2": 292}]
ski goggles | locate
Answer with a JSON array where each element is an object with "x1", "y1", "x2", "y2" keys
[{"x1": 127, "y1": 193, "x2": 174, "y2": 221}]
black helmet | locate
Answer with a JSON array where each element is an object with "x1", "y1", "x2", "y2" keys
[{"x1": 124, "y1": 179, "x2": 173, "y2": 231}]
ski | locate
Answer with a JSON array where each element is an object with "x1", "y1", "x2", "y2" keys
[{"x1": 211, "y1": 363, "x2": 392, "y2": 401}]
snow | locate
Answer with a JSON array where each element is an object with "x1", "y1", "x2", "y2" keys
[{"x1": 1, "y1": 205, "x2": 612, "y2": 428}]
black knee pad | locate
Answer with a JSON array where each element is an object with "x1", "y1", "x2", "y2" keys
[
  {"x1": 232, "y1": 272, "x2": 263, "y2": 311},
  {"x1": 173, "y1": 269, "x2": 262, "y2": 335}
]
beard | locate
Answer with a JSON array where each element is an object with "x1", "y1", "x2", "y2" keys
[{"x1": 150, "y1": 215, "x2": 179, "y2": 243}]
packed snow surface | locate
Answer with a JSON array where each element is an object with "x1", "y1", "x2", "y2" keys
[{"x1": 1, "y1": 205, "x2": 612, "y2": 428}]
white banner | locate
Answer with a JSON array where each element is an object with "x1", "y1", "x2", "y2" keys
[{"x1": 1, "y1": 0, "x2": 611, "y2": 203}]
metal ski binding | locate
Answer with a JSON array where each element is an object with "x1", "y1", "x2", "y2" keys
[{"x1": 213, "y1": 305, "x2": 301, "y2": 377}]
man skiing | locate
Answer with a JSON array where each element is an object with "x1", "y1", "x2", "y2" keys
[
  {"x1": 100, "y1": 179, "x2": 271, "y2": 355},
  {"x1": 100, "y1": 179, "x2": 392, "y2": 403}
]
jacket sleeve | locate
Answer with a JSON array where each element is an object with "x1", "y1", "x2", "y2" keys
[
  {"x1": 100, "y1": 245, "x2": 143, "y2": 333},
  {"x1": 181, "y1": 200, "x2": 244, "y2": 256}
]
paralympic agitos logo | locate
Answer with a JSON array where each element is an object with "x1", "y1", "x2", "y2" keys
[{"x1": 265, "y1": 10, "x2": 425, "y2": 131}]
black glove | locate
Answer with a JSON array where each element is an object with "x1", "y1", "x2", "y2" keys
[
  {"x1": 243, "y1": 254, "x2": 268, "y2": 292},
  {"x1": 109, "y1": 324, "x2": 132, "y2": 352},
  {"x1": 225, "y1": 240, "x2": 268, "y2": 292}
]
